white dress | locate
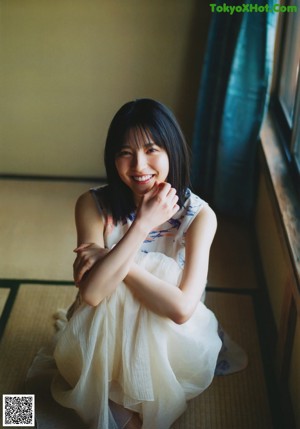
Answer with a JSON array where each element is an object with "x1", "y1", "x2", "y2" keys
[{"x1": 50, "y1": 188, "x2": 222, "y2": 429}]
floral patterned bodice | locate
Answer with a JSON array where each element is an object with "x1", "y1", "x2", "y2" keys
[{"x1": 90, "y1": 186, "x2": 207, "y2": 269}]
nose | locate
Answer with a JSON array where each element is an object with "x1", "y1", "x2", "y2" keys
[{"x1": 131, "y1": 150, "x2": 147, "y2": 171}]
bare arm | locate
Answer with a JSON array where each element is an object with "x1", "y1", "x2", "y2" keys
[
  {"x1": 124, "y1": 204, "x2": 217, "y2": 324},
  {"x1": 74, "y1": 183, "x2": 179, "y2": 306}
]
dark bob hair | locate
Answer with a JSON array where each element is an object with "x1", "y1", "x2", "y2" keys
[{"x1": 102, "y1": 98, "x2": 190, "y2": 222}]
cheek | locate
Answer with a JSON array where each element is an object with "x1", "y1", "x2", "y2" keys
[
  {"x1": 160, "y1": 154, "x2": 170, "y2": 176},
  {"x1": 115, "y1": 159, "x2": 125, "y2": 177}
]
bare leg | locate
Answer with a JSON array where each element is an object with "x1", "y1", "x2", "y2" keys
[
  {"x1": 124, "y1": 412, "x2": 142, "y2": 429},
  {"x1": 109, "y1": 400, "x2": 142, "y2": 429}
]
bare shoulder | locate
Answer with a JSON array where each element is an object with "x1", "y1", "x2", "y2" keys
[
  {"x1": 76, "y1": 190, "x2": 94, "y2": 212},
  {"x1": 180, "y1": 203, "x2": 217, "y2": 302},
  {"x1": 186, "y1": 204, "x2": 217, "y2": 243},
  {"x1": 198, "y1": 203, "x2": 217, "y2": 226},
  {"x1": 75, "y1": 190, "x2": 105, "y2": 246}
]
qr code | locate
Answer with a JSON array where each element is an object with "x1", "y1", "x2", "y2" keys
[{"x1": 2, "y1": 395, "x2": 35, "y2": 427}]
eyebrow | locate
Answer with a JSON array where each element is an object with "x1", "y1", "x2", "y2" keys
[
  {"x1": 120, "y1": 141, "x2": 156, "y2": 149},
  {"x1": 144, "y1": 141, "x2": 155, "y2": 148}
]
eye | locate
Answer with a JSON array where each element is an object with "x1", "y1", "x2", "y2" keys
[
  {"x1": 117, "y1": 149, "x2": 132, "y2": 157},
  {"x1": 146, "y1": 146, "x2": 159, "y2": 154}
]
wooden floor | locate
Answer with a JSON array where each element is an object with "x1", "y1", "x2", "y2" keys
[{"x1": 0, "y1": 180, "x2": 277, "y2": 428}]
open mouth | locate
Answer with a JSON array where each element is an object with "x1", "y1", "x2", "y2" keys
[{"x1": 132, "y1": 174, "x2": 154, "y2": 184}]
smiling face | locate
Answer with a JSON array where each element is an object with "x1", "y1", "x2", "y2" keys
[
  {"x1": 104, "y1": 99, "x2": 190, "y2": 221},
  {"x1": 115, "y1": 128, "x2": 169, "y2": 203}
]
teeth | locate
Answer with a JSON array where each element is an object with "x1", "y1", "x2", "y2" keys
[{"x1": 133, "y1": 175, "x2": 152, "y2": 182}]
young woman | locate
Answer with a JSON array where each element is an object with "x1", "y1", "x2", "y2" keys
[{"x1": 51, "y1": 99, "x2": 223, "y2": 429}]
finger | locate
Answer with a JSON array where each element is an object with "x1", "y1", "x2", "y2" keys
[
  {"x1": 73, "y1": 263, "x2": 81, "y2": 283},
  {"x1": 143, "y1": 181, "x2": 159, "y2": 201},
  {"x1": 73, "y1": 243, "x2": 92, "y2": 252},
  {"x1": 171, "y1": 194, "x2": 179, "y2": 206},
  {"x1": 166, "y1": 187, "x2": 177, "y2": 200},
  {"x1": 171, "y1": 203, "x2": 180, "y2": 216},
  {"x1": 75, "y1": 260, "x2": 92, "y2": 283},
  {"x1": 73, "y1": 255, "x2": 88, "y2": 282},
  {"x1": 73, "y1": 255, "x2": 81, "y2": 277},
  {"x1": 156, "y1": 182, "x2": 172, "y2": 199}
]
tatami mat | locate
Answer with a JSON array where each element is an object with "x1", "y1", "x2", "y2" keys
[
  {"x1": 0, "y1": 284, "x2": 272, "y2": 428},
  {"x1": 172, "y1": 292, "x2": 273, "y2": 429},
  {"x1": 0, "y1": 288, "x2": 10, "y2": 317},
  {"x1": 0, "y1": 180, "x2": 102, "y2": 281},
  {"x1": 0, "y1": 284, "x2": 77, "y2": 395}
]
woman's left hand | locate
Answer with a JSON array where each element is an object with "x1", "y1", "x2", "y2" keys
[{"x1": 73, "y1": 243, "x2": 109, "y2": 287}]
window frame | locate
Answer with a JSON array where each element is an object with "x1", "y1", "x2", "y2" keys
[{"x1": 270, "y1": 0, "x2": 300, "y2": 191}]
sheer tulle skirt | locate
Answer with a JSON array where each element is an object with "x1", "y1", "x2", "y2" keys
[{"x1": 51, "y1": 252, "x2": 222, "y2": 429}]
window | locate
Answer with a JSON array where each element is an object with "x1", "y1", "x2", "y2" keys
[
  {"x1": 272, "y1": 0, "x2": 300, "y2": 183},
  {"x1": 293, "y1": 95, "x2": 300, "y2": 173}
]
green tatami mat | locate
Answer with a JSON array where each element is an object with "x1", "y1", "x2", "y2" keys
[
  {"x1": 0, "y1": 284, "x2": 272, "y2": 429},
  {"x1": 0, "y1": 284, "x2": 77, "y2": 395},
  {"x1": 171, "y1": 292, "x2": 273, "y2": 429}
]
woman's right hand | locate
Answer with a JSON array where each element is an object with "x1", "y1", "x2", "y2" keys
[
  {"x1": 135, "y1": 182, "x2": 179, "y2": 232},
  {"x1": 73, "y1": 243, "x2": 109, "y2": 287}
]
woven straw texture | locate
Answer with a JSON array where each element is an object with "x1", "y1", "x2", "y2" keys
[{"x1": 0, "y1": 285, "x2": 272, "y2": 429}]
